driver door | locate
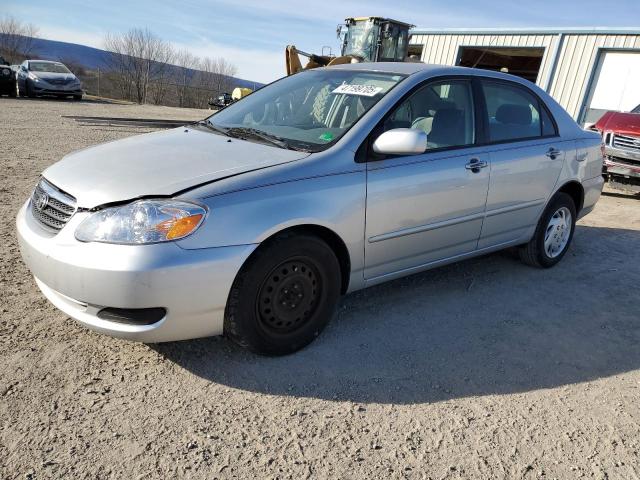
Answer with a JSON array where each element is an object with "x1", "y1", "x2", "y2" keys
[{"x1": 364, "y1": 79, "x2": 490, "y2": 281}]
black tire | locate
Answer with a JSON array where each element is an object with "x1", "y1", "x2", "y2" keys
[
  {"x1": 519, "y1": 192, "x2": 576, "y2": 268},
  {"x1": 224, "y1": 233, "x2": 341, "y2": 356},
  {"x1": 8, "y1": 85, "x2": 16, "y2": 98},
  {"x1": 73, "y1": 94, "x2": 82, "y2": 101},
  {"x1": 25, "y1": 80, "x2": 35, "y2": 98}
]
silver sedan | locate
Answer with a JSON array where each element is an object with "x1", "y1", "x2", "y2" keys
[{"x1": 16, "y1": 63, "x2": 604, "y2": 355}]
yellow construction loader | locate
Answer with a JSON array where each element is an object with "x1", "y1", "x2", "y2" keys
[{"x1": 285, "y1": 17, "x2": 415, "y2": 75}]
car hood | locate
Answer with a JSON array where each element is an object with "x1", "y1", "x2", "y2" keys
[
  {"x1": 43, "y1": 127, "x2": 310, "y2": 208},
  {"x1": 595, "y1": 111, "x2": 640, "y2": 137},
  {"x1": 33, "y1": 72, "x2": 77, "y2": 82}
]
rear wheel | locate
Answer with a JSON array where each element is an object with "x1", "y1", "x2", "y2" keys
[
  {"x1": 519, "y1": 192, "x2": 576, "y2": 268},
  {"x1": 73, "y1": 94, "x2": 82, "y2": 101},
  {"x1": 224, "y1": 233, "x2": 341, "y2": 356}
]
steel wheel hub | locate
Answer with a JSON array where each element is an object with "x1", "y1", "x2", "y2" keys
[
  {"x1": 544, "y1": 206, "x2": 572, "y2": 258},
  {"x1": 257, "y1": 259, "x2": 320, "y2": 333}
]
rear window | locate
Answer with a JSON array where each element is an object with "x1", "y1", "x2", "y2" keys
[{"x1": 481, "y1": 80, "x2": 557, "y2": 143}]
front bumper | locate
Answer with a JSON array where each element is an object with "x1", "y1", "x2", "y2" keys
[
  {"x1": 30, "y1": 79, "x2": 82, "y2": 96},
  {"x1": 16, "y1": 200, "x2": 257, "y2": 342}
]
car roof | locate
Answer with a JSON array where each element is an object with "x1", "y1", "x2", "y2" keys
[
  {"x1": 325, "y1": 62, "x2": 535, "y2": 84},
  {"x1": 326, "y1": 62, "x2": 446, "y2": 75}
]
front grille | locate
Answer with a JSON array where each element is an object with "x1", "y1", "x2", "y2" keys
[
  {"x1": 612, "y1": 133, "x2": 640, "y2": 153},
  {"x1": 30, "y1": 178, "x2": 77, "y2": 232},
  {"x1": 48, "y1": 78, "x2": 73, "y2": 85}
]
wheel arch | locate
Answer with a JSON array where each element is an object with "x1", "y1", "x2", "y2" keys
[
  {"x1": 246, "y1": 223, "x2": 352, "y2": 294},
  {"x1": 556, "y1": 180, "x2": 584, "y2": 214}
]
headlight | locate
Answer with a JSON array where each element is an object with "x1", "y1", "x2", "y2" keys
[
  {"x1": 28, "y1": 72, "x2": 40, "y2": 82},
  {"x1": 75, "y1": 199, "x2": 207, "y2": 244}
]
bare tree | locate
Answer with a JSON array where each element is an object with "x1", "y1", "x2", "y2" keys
[
  {"x1": 103, "y1": 28, "x2": 174, "y2": 104},
  {"x1": 148, "y1": 41, "x2": 175, "y2": 105},
  {"x1": 195, "y1": 56, "x2": 238, "y2": 107},
  {"x1": 0, "y1": 15, "x2": 39, "y2": 63},
  {"x1": 174, "y1": 48, "x2": 198, "y2": 107}
]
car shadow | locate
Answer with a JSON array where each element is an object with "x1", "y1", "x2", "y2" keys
[{"x1": 152, "y1": 225, "x2": 640, "y2": 404}]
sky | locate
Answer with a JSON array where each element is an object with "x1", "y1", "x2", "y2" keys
[{"x1": 3, "y1": 0, "x2": 640, "y2": 83}]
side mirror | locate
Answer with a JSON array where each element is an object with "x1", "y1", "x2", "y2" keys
[{"x1": 372, "y1": 128, "x2": 427, "y2": 155}]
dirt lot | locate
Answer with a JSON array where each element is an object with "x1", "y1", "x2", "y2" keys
[{"x1": 1, "y1": 97, "x2": 639, "y2": 480}]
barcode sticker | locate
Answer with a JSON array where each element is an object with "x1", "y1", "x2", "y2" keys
[{"x1": 332, "y1": 84, "x2": 384, "y2": 97}]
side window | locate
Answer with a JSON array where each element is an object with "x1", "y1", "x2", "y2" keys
[
  {"x1": 481, "y1": 81, "x2": 557, "y2": 142},
  {"x1": 384, "y1": 80, "x2": 475, "y2": 150},
  {"x1": 541, "y1": 106, "x2": 557, "y2": 136}
]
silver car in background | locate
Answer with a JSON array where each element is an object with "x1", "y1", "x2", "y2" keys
[
  {"x1": 15, "y1": 60, "x2": 83, "y2": 100},
  {"x1": 16, "y1": 63, "x2": 603, "y2": 355}
]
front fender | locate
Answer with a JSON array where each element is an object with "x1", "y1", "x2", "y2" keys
[{"x1": 176, "y1": 171, "x2": 367, "y2": 289}]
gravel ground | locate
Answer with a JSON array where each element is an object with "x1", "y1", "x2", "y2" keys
[{"x1": 1, "y1": 97, "x2": 640, "y2": 480}]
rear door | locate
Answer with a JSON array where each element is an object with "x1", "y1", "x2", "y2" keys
[
  {"x1": 364, "y1": 78, "x2": 490, "y2": 281},
  {"x1": 477, "y1": 79, "x2": 568, "y2": 249}
]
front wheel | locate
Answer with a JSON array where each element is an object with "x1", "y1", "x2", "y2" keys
[
  {"x1": 519, "y1": 192, "x2": 576, "y2": 268},
  {"x1": 224, "y1": 233, "x2": 341, "y2": 356},
  {"x1": 25, "y1": 80, "x2": 35, "y2": 98}
]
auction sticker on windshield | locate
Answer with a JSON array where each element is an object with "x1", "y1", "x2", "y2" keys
[{"x1": 332, "y1": 84, "x2": 383, "y2": 97}]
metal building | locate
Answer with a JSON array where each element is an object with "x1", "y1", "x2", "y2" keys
[{"x1": 408, "y1": 28, "x2": 640, "y2": 124}]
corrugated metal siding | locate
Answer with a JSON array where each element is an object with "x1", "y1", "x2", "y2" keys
[
  {"x1": 410, "y1": 33, "x2": 558, "y2": 85},
  {"x1": 550, "y1": 34, "x2": 640, "y2": 118},
  {"x1": 411, "y1": 32, "x2": 640, "y2": 119}
]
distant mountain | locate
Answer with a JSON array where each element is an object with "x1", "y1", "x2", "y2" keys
[{"x1": 20, "y1": 36, "x2": 262, "y2": 90}]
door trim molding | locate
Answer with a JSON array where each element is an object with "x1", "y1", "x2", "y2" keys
[
  {"x1": 484, "y1": 198, "x2": 545, "y2": 218},
  {"x1": 368, "y1": 198, "x2": 544, "y2": 244},
  {"x1": 368, "y1": 210, "x2": 485, "y2": 243}
]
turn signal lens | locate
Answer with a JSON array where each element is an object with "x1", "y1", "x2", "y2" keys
[{"x1": 159, "y1": 214, "x2": 204, "y2": 239}]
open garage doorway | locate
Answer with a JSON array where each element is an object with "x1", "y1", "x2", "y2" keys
[
  {"x1": 582, "y1": 50, "x2": 640, "y2": 124},
  {"x1": 457, "y1": 47, "x2": 544, "y2": 82}
]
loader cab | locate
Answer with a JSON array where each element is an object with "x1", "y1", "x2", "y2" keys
[{"x1": 339, "y1": 17, "x2": 414, "y2": 63}]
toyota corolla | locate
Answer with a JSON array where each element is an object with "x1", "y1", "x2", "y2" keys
[{"x1": 16, "y1": 63, "x2": 604, "y2": 355}]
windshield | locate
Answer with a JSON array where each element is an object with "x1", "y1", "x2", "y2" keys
[
  {"x1": 342, "y1": 20, "x2": 379, "y2": 61},
  {"x1": 632, "y1": 104, "x2": 640, "y2": 114},
  {"x1": 29, "y1": 61, "x2": 71, "y2": 74},
  {"x1": 207, "y1": 69, "x2": 405, "y2": 152}
]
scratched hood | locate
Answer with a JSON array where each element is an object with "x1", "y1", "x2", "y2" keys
[{"x1": 43, "y1": 126, "x2": 309, "y2": 208}]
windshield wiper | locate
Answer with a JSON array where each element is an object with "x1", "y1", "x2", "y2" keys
[
  {"x1": 226, "y1": 127, "x2": 293, "y2": 149},
  {"x1": 196, "y1": 120, "x2": 233, "y2": 137}
]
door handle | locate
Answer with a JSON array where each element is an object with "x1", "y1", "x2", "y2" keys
[
  {"x1": 465, "y1": 158, "x2": 488, "y2": 173},
  {"x1": 546, "y1": 147, "x2": 561, "y2": 159}
]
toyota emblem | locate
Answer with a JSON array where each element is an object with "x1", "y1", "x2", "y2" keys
[{"x1": 35, "y1": 191, "x2": 49, "y2": 211}]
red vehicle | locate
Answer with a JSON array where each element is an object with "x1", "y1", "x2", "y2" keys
[{"x1": 593, "y1": 104, "x2": 640, "y2": 193}]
